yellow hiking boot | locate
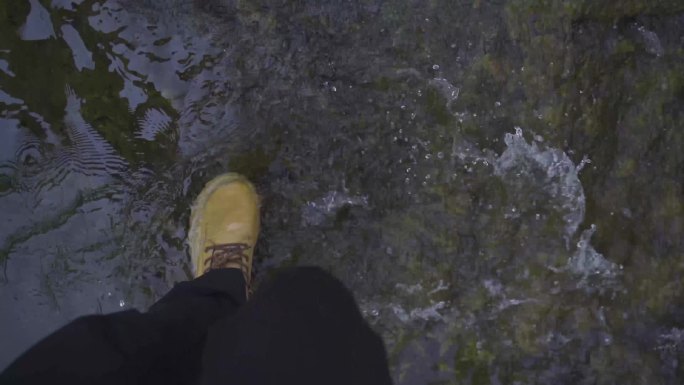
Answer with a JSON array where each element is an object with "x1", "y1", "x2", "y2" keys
[{"x1": 188, "y1": 173, "x2": 260, "y2": 297}]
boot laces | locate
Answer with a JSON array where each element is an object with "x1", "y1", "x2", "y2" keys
[{"x1": 204, "y1": 243, "x2": 252, "y2": 298}]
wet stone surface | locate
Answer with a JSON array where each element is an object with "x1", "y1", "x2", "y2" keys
[{"x1": 2, "y1": 0, "x2": 684, "y2": 383}]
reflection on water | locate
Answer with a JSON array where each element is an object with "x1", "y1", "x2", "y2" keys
[{"x1": 2, "y1": 0, "x2": 684, "y2": 383}]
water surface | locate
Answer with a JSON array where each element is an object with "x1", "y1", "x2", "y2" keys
[{"x1": 2, "y1": 1, "x2": 684, "y2": 383}]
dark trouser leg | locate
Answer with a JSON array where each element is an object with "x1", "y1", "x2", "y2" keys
[
  {"x1": 200, "y1": 267, "x2": 393, "y2": 385},
  {"x1": 2, "y1": 267, "x2": 392, "y2": 385},
  {"x1": 0, "y1": 269, "x2": 246, "y2": 385}
]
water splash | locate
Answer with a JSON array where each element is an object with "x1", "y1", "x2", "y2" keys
[
  {"x1": 490, "y1": 128, "x2": 622, "y2": 293},
  {"x1": 301, "y1": 190, "x2": 369, "y2": 226},
  {"x1": 566, "y1": 224, "x2": 620, "y2": 289},
  {"x1": 494, "y1": 127, "x2": 585, "y2": 240},
  {"x1": 391, "y1": 301, "x2": 447, "y2": 323},
  {"x1": 428, "y1": 77, "x2": 460, "y2": 112},
  {"x1": 657, "y1": 328, "x2": 684, "y2": 355},
  {"x1": 636, "y1": 24, "x2": 664, "y2": 57},
  {"x1": 358, "y1": 280, "x2": 452, "y2": 325}
]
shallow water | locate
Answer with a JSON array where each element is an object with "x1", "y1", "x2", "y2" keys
[{"x1": 2, "y1": 0, "x2": 684, "y2": 383}]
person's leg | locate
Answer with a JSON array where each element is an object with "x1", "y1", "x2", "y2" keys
[
  {"x1": 201, "y1": 266, "x2": 393, "y2": 385},
  {"x1": 2, "y1": 173, "x2": 260, "y2": 385},
  {"x1": 2, "y1": 173, "x2": 393, "y2": 385},
  {"x1": 0, "y1": 268, "x2": 246, "y2": 385}
]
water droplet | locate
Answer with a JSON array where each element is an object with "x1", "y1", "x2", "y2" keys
[
  {"x1": 432, "y1": 64, "x2": 440, "y2": 70},
  {"x1": 437, "y1": 152, "x2": 444, "y2": 159},
  {"x1": 425, "y1": 154, "x2": 431, "y2": 160},
  {"x1": 119, "y1": 300, "x2": 125, "y2": 307}
]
